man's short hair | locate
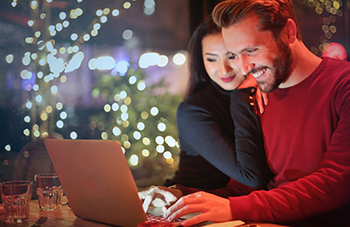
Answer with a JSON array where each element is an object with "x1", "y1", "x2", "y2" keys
[{"x1": 212, "y1": 0, "x2": 302, "y2": 40}]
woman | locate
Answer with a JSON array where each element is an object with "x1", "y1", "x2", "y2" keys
[{"x1": 140, "y1": 16, "x2": 271, "y2": 205}]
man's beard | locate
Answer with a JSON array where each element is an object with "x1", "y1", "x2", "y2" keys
[{"x1": 258, "y1": 39, "x2": 293, "y2": 93}]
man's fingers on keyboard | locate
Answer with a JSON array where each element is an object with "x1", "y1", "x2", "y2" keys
[
  {"x1": 182, "y1": 215, "x2": 206, "y2": 227},
  {"x1": 168, "y1": 204, "x2": 206, "y2": 221}
]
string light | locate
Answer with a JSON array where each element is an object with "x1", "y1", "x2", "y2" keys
[
  {"x1": 129, "y1": 154, "x2": 139, "y2": 166},
  {"x1": 296, "y1": 0, "x2": 344, "y2": 54},
  {"x1": 4, "y1": 0, "x2": 182, "y2": 174}
]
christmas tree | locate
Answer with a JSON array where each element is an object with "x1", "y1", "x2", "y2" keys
[
  {"x1": 89, "y1": 61, "x2": 182, "y2": 187},
  {"x1": 0, "y1": 0, "x2": 184, "y2": 187}
]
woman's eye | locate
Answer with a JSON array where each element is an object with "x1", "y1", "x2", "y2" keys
[{"x1": 206, "y1": 58, "x2": 216, "y2": 62}]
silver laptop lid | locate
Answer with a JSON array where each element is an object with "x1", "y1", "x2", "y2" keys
[{"x1": 44, "y1": 139, "x2": 147, "y2": 227}]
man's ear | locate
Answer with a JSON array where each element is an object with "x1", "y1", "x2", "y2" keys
[{"x1": 283, "y1": 19, "x2": 297, "y2": 44}]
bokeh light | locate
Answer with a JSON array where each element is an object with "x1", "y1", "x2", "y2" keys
[
  {"x1": 173, "y1": 52, "x2": 186, "y2": 65},
  {"x1": 130, "y1": 154, "x2": 139, "y2": 166}
]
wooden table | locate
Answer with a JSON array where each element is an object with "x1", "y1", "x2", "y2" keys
[
  {"x1": 0, "y1": 199, "x2": 289, "y2": 227},
  {"x1": 0, "y1": 198, "x2": 113, "y2": 227}
]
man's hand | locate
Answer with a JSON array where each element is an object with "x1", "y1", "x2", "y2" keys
[
  {"x1": 138, "y1": 186, "x2": 183, "y2": 212},
  {"x1": 163, "y1": 191, "x2": 233, "y2": 226}
]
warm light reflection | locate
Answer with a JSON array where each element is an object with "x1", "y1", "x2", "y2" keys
[
  {"x1": 144, "y1": 0, "x2": 155, "y2": 15},
  {"x1": 113, "y1": 127, "x2": 121, "y2": 136},
  {"x1": 56, "y1": 102, "x2": 63, "y2": 110},
  {"x1": 23, "y1": 129, "x2": 30, "y2": 136},
  {"x1": 65, "y1": 52, "x2": 84, "y2": 72},
  {"x1": 101, "y1": 132, "x2": 108, "y2": 140},
  {"x1": 71, "y1": 33, "x2": 78, "y2": 41},
  {"x1": 173, "y1": 52, "x2": 186, "y2": 65},
  {"x1": 88, "y1": 56, "x2": 115, "y2": 70},
  {"x1": 163, "y1": 151, "x2": 172, "y2": 159},
  {"x1": 121, "y1": 113, "x2": 129, "y2": 121},
  {"x1": 157, "y1": 122, "x2": 166, "y2": 132},
  {"x1": 5, "y1": 54, "x2": 14, "y2": 63},
  {"x1": 112, "y1": 9, "x2": 120, "y2": 16},
  {"x1": 122, "y1": 29, "x2": 133, "y2": 40},
  {"x1": 155, "y1": 136, "x2": 164, "y2": 144},
  {"x1": 141, "y1": 111, "x2": 149, "y2": 120},
  {"x1": 142, "y1": 149, "x2": 150, "y2": 157},
  {"x1": 157, "y1": 55, "x2": 168, "y2": 67},
  {"x1": 150, "y1": 107, "x2": 159, "y2": 116},
  {"x1": 137, "y1": 122, "x2": 145, "y2": 131},
  {"x1": 130, "y1": 154, "x2": 139, "y2": 166},
  {"x1": 96, "y1": 9, "x2": 103, "y2": 17},
  {"x1": 104, "y1": 104, "x2": 111, "y2": 112},
  {"x1": 100, "y1": 16, "x2": 108, "y2": 23},
  {"x1": 142, "y1": 137, "x2": 150, "y2": 146},
  {"x1": 56, "y1": 120, "x2": 64, "y2": 128},
  {"x1": 103, "y1": 8, "x2": 110, "y2": 15},
  {"x1": 5, "y1": 145, "x2": 11, "y2": 152},
  {"x1": 70, "y1": 132, "x2": 78, "y2": 139},
  {"x1": 123, "y1": 2, "x2": 131, "y2": 9},
  {"x1": 40, "y1": 112, "x2": 48, "y2": 121},
  {"x1": 60, "y1": 111, "x2": 68, "y2": 119},
  {"x1": 24, "y1": 116, "x2": 31, "y2": 123},
  {"x1": 165, "y1": 136, "x2": 176, "y2": 147},
  {"x1": 112, "y1": 103, "x2": 119, "y2": 111},
  {"x1": 156, "y1": 145, "x2": 165, "y2": 153},
  {"x1": 120, "y1": 91, "x2": 127, "y2": 99},
  {"x1": 115, "y1": 60, "x2": 130, "y2": 75},
  {"x1": 137, "y1": 81, "x2": 146, "y2": 91},
  {"x1": 28, "y1": 20, "x2": 34, "y2": 27},
  {"x1": 120, "y1": 104, "x2": 128, "y2": 112},
  {"x1": 129, "y1": 76, "x2": 137, "y2": 84}
]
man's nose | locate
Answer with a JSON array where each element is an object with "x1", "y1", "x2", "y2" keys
[{"x1": 239, "y1": 55, "x2": 255, "y2": 75}]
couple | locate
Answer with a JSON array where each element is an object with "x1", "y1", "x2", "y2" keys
[{"x1": 140, "y1": 0, "x2": 350, "y2": 226}]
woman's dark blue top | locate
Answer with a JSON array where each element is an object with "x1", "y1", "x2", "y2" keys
[{"x1": 164, "y1": 82, "x2": 271, "y2": 190}]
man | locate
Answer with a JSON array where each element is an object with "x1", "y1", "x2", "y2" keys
[{"x1": 141, "y1": 0, "x2": 350, "y2": 226}]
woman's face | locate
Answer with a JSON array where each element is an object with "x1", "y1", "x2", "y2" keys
[{"x1": 202, "y1": 33, "x2": 246, "y2": 91}]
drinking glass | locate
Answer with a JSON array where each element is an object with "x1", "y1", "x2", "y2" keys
[
  {"x1": 34, "y1": 173, "x2": 63, "y2": 211},
  {"x1": 0, "y1": 181, "x2": 33, "y2": 223}
]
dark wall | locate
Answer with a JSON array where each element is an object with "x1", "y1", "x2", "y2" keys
[{"x1": 188, "y1": 0, "x2": 222, "y2": 35}]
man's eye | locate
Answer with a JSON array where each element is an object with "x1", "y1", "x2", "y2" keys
[
  {"x1": 246, "y1": 48, "x2": 257, "y2": 54},
  {"x1": 228, "y1": 55, "x2": 236, "y2": 60}
]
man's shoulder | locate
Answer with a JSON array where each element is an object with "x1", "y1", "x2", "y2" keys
[
  {"x1": 324, "y1": 57, "x2": 350, "y2": 73},
  {"x1": 318, "y1": 58, "x2": 350, "y2": 83}
]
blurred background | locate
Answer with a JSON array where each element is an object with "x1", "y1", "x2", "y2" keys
[{"x1": 0, "y1": 0, "x2": 349, "y2": 188}]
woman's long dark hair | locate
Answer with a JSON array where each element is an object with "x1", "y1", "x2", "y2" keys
[{"x1": 185, "y1": 16, "x2": 222, "y2": 99}]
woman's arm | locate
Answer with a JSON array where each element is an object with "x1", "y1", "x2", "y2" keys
[{"x1": 177, "y1": 87, "x2": 271, "y2": 188}]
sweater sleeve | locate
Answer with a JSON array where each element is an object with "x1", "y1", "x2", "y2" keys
[
  {"x1": 176, "y1": 178, "x2": 260, "y2": 198},
  {"x1": 228, "y1": 78, "x2": 350, "y2": 223},
  {"x1": 177, "y1": 87, "x2": 270, "y2": 188}
]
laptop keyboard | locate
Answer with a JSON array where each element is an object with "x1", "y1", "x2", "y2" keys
[{"x1": 144, "y1": 215, "x2": 185, "y2": 226}]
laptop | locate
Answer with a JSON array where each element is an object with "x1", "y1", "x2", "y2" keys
[
  {"x1": 44, "y1": 139, "x2": 245, "y2": 227},
  {"x1": 44, "y1": 139, "x2": 154, "y2": 227}
]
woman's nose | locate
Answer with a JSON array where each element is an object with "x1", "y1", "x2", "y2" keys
[{"x1": 222, "y1": 62, "x2": 233, "y2": 76}]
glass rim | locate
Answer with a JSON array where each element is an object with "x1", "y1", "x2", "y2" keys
[
  {"x1": 34, "y1": 173, "x2": 58, "y2": 176},
  {"x1": 34, "y1": 173, "x2": 59, "y2": 179},
  {"x1": 0, "y1": 181, "x2": 33, "y2": 186}
]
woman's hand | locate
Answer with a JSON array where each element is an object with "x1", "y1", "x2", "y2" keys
[{"x1": 238, "y1": 74, "x2": 268, "y2": 114}]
